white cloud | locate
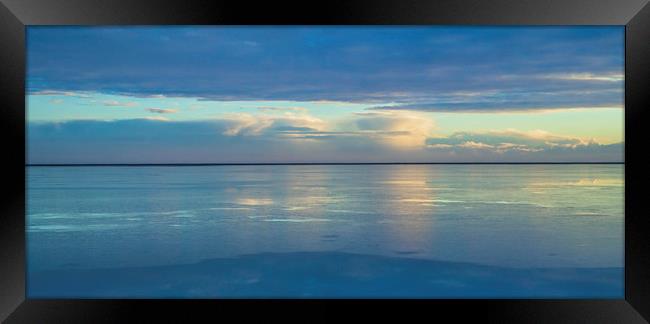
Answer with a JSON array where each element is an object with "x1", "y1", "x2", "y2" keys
[
  {"x1": 541, "y1": 72, "x2": 623, "y2": 82},
  {"x1": 485, "y1": 129, "x2": 593, "y2": 147},
  {"x1": 222, "y1": 112, "x2": 327, "y2": 136},
  {"x1": 256, "y1": 106, "x2": 308, "y2": 113},
  {"x1": 458, "y1": 141, "x2": 494, "y2": 149},
  {"x1": 141, "y1": 116, "x2": 170, "y2": 121},
  {"x1": 426, "y1": 129, "x2": 599, "y2": 154},
  {"x1": 349, "y1": 111, "x2": 436, "y2": 148},
  {"x1": 427, "y1": 143, "x2": 453, "y2": 149},
  {"x1": 219, "y1": 110, "x2": 437, "y2": 150},
  {"x1": 103, "y1": 100, "x2": 138, "y2": 107},
  {"x1": 146, "y1": 108, "x2": 178, "y2": 114},
  {"x1": 496, "y1": 142, "x2": 542, "y2": 152},
  {"x1": 30, "y1": 90, "x2": 92, "y2": 98}
]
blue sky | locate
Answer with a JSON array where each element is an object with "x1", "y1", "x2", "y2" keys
[{"x1": 27, "y1": 26, "x2": 624, "y2": 163}]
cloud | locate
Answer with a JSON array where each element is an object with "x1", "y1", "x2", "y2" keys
[
  {"x1": 427, "y1": 143, "x2": 453, "y2": 149},
  {"x1": 540, "y1": 72, "x2": 623, "y2": 82},
  {"x1": 234, "y1": 110, "x2": 438, "y2": 148},
  {"x1": 453, "y1": 141, "x2": 544, "y2": 152},
  {"x1": 27, "y1": 120, "x2": 623, "y2": 163},
  {"x1": 27, "y1": 27, "x2": 623, "y2": 112},
  {"x1": 221, "y1": 112, "x2": 327, "y2": 136},
  {"x1": 48, "y1": 98, "x2": 64, "y2": 104},
  {"x1": 348, "y1": 111, "x2": 436, "y2": 147},
  {"x1": 369, "y1": 103, "x2": 622, "y2": 113},
  {"x1": 146, "y1": 108, "x2": 177, "y2": 114},
  {"x1": 429, "y1": 139, "x2": 545, "y2": 153},
  {"x1": 256, "y1": 106, "x2": 308, "y2": 113},
  {"x1": 424, "y1": 129, "x2": 623, "y2": 162},
  {"x1": 368, "y1": 84, "x2": 623, "y2": 113},
  {"x1": 141, "y1": 116, "x2": 170, "y2": 121},
  {"x1": 30, "y1": 90, "x2": 92, "y2": 98},
  {"x1": 102, "y1": 100, "x2": 138, "y2": 107},
  {"x1": 457, "y1": 141, "x2": 501, "y2": 150},
  {"x1": 426, "y1": 129, "x2": 592, "y2": 150}
]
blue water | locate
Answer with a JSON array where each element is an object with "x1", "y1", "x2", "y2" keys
[{"x1": 26, "y1": 164, "x2": 624, "y2": 298}]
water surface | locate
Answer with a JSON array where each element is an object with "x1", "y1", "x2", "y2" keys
[{"x1": 27, "y1": 164, "x2": 624, "y2": 297}]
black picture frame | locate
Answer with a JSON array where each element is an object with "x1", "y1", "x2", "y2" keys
[{"x1": 1, "y1": 0, "x2": 649, "y2": 322}]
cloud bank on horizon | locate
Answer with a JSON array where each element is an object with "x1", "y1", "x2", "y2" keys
[
  {"x1": 27, "y1": 118, "x2": 622, "y2": 164},
  {"x1": 26, "y1": 26, "x2": 624, "y2": 163}
]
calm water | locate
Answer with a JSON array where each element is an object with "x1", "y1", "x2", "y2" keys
[{"x1": 27, "y1": 164, "x2": 624, "y2": 298}]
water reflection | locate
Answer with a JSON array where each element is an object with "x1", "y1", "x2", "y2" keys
[
  {"x1": 371, "y1": 166, "x2": 438, "y2": 256},
  {"x1": 27, "y1": 165, "x2": 623, "y2": 272}
]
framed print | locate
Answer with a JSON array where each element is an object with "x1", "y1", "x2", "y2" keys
[{"x1": 1, "y1": 0, "x2": 649, "y2": 322}]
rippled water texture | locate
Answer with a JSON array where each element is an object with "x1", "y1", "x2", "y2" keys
[{"x1": 27, "y1": 164, "x2": 624, "y2": 297}]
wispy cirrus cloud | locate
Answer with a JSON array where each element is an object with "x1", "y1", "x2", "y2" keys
[
  {"x1": 539, "y1": 72, "x2": 624, "y2": 82},
  {"x1": 30, "y1": 90, "x2": 92, "y2": 98},
  {"x1": 367, "y1": 77, "x2": 623, "y2": 113},
  {"x1": 146, "y1": 108, "x2": 178, "y2": 114},
  {"x1": 102, "y1": 100, "x2": 138, "y2": 107},
  {"x1": 256, "y1": 106, "x2": 308, "y2": 113},
  {"x1": 369, "y1": 102, "x2": 622, "y2": 113}
]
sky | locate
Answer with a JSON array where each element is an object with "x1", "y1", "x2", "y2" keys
[{"x1": 26, "y1": 26, "x2": 624, "y2": 163}]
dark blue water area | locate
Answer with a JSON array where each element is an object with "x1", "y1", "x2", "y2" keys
[
  {"x1": 28, "y1": 252, "x2": 622, "y2": 298},
  {"x1": 26, "y1": 165, "x2": 624, "y2": 298}
]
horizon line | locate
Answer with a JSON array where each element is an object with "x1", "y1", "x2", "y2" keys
[{"x1": 26, "y1": 162, "x2": 625, "y2": 167}]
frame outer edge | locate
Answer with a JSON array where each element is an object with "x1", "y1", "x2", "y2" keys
[
  {"x1": 626, "y1": 1, "x2": 650, "y2": 322},
  {"x1": 0, "y1": 0, "x2": 648, "y2": 322},
  {"x1": 0, "y1": 1, "x2": 26, "y2": 323},
  {"x1": 0, "y1": 0, "x2": 649, "y2": 25}
]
